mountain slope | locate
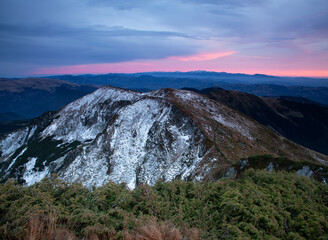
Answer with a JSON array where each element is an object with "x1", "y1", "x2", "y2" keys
[
  {"x1": 0, "y1": 78, "x2": 99, "y2": 119},
  {"x1": 0, "y1": 87, "x2": 327, "y2": 188},
  {"x1": 185, "y1": 87, "x2": 328, "y2": 155}
]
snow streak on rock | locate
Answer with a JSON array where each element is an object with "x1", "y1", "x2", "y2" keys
[
  {"x1": 0, "y1": 128, "x2": 29, "y2": 157},
  {"x1": 6, "y1": 147, "x2": 27, "y2": 171}
]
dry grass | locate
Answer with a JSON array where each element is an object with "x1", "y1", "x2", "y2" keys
[
  {"x1": 124, "y1": 219, "x2": 199, "y2": 240},
  {"x1": 24, "y1": 212, "x2": 77, "y2": 240},
  {"x1": 25, "y1": 214, "x2": 56, "y2": 240},
  {"x1": 82, "y1": 225, "x2": 116, "y2": 240},
  {"x1": 24, "y1": 213, "x2": 197, "y2": 240}
]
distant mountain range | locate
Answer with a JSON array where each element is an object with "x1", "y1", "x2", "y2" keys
[
  {"x1": 48, "y1": 71, "x2": 328, "y2": 87},
  {"x1": 46, "y1": 71, "x2": 328, "y2": 105},
  {"x1": 1, "y1": 86, "x2": 327, "y2": 187},
  {"x1": 0, "y1": 78, "x2": 98, "y2": 119}
]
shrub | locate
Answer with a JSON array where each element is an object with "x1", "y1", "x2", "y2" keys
[{"x1": 0, "y1": 170, "x2": 327, "y2": 239}]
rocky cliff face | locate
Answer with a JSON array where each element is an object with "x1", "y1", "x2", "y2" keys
[{"x1": 0, "y1": 86, "x2": 327, "y2": 188}]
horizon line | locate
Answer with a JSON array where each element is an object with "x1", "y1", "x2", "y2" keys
[{"x1": 2, "y1": 70, "x2": 328, "y2": 79}]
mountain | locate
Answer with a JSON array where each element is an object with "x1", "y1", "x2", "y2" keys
[
  {"x1": 0, "y1": 86, "x2": 327, "y2": 188},
  {"x1": 183, "y1": 87, "x2": 328, "y2": 155},
  {"x1": 49, "y1": 71, "x2": 328, "y2": 87},
  {"x1": 0, "y1": 78, "x2": 99, "y2": 119},
  {"x1": 46, "y1": 72, "x2": 328, "y2": 105},
  {"x1": 215, "y1": 83, "x2": 328, "y2": 106}
]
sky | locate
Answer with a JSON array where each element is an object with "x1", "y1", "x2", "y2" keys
[{"x1": 0, "y1": 0, "x2": 328, "y2": 77}]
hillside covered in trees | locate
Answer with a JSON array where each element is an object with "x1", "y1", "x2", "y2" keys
[{"x1": 1, "y1": 169, "x2": 327, "y2": 240}]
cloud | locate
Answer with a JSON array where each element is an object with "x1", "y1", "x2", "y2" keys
[
  {"x1": 0, "y1": 23, "x2": 199, "y2": 66},
  {"x1": 168, "y1": 51, "x2": 237, "y2": 61},
  {"x1": 0, "y1": 0, "x2": 327, "y2": 76}
]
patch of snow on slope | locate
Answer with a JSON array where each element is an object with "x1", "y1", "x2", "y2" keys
[
  {"x1": 23, "y1": 157, "x2": 49, "y2": 185},
  {"x1": 6, "y1": 147, "x2": 27, "y2": 171},
  {"x1": 308, "y1": 151, "x2": 328, "y2": 166},
  {"x1": 41, "y1": 87, "x2": 142, "y2": 142},
  {"x1": 212, "y1": 114, "x2": 255, "y2": 140},
  {"x1": 136, "y1": 110, "x2": 206, "y2": 186},
  {"x1": 28, "y1": 125, "x2": 37, "y2": 140},
  {"x1": 173, "y1": 90, "x2": 255, "y2": 140},
  {"x1": 144, "y1": 89, "x2": 169, "y2": 99},
  {"x1": 108, "y1": 99, "x2": 171, "y2": 189},
  {"x1": 159, "y1": 124, "x2": 193, "y2": 181},
  {"x1": 64, "y1": 87, "x2": 141, "y2": 112},
  {"x1": 61, "y1": 146, "x2": 110, "y2": 187},
  {"x1": 180, "y1": 152, "x2": 205, "y2": 181},
  {"x1": 173, "y1": 90, "x2": 207, "y2": 104},
  {"x1": 193, "y1": 157, "x2": 217, "y2": 181},
  {"x1": 0, "y1": 127, "x2": 28, "y2": 156}
]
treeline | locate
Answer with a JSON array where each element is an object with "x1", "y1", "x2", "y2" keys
[{"x1": 0, "y1": 169, "x2": 327, "y2": 239}]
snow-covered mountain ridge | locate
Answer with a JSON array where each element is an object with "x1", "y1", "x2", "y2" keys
[{"x1": 1, "y1": 86, "x2": 327, "y2": 188}]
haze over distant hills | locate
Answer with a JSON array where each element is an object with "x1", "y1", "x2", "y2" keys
[
  {"x1": 46, "y1": 71, "x2": 328, "y2": 105},
  {"x1": 0, "y1": 78, "x2": 98, "y2": 119},
  {"x1": 48, "y1": 71, "x2": 328, "y2": 87}
]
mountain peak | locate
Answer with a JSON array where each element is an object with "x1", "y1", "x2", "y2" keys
[{"x1": 0, "y1": 86, "x2": 327, "y2": 188}]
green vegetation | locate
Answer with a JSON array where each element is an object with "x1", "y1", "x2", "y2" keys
[
  {"x1": 232, "y1": 155, "x2": 328, "y2": 182},
  {"x1": 1, "y1": 170, "x2": 327, "y2": 239}
]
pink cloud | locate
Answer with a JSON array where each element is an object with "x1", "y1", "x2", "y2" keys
[{"x1": 168, "y1": 51, "x2": 237, "y2": 61}]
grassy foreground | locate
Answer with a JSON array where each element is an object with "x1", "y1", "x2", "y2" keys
[{"x1": 0, "y1": 169, "x2": 327, "y2": 239}]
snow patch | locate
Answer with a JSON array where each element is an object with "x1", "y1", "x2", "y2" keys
[
  {"x1": 61, "y1": 147, "x2": 110, "y2": 187},
  {"x1": 6, "y1": 147, "x2": 27, "y2": 171},
  {"x1": 41, "y1": 87, "x2": 142, "y2": 143},
  {"x1": 0, "y1": 128, "x2": 29, "y2": 156},
  {"x1": 23, "y1": 157, "x2": 49, "y2": 185},
  {"x1": 108, "y1": 99, "x2": 171, "y2": 188},
  {"x1": 172, "y1": 89, "x2": 255, "y2": 140},
  {"x1": 212, "y1": 114, "x2": 254, "y2": 140},
  {"x1": 28, "y1": 126, "x2": 37, "y2": 140},
  {"x1": 173, "y1": 90, "x2": 207, "y2": 105}
]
